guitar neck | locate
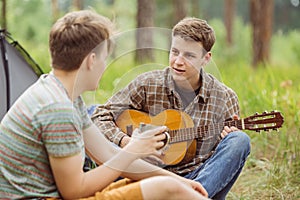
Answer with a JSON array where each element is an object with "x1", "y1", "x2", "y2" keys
[{"x1": 168, "y1": 119, "x2": 244, "y2": 143}]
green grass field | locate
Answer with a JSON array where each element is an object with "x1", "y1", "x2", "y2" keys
[{"x1": 222, "y1": 65, "x2": 300, "y2": 200}]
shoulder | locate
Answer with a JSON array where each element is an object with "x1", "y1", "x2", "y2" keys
[
  {"x1": 22, "y1": 75, "x2": 79, "y2": 120},
  {"x1": 128, "y1": 68, "x2": 167, "y2": 87},
  {"x1": 205, "y1": 72, "x2": 238, "y2": 98},
  {"x1": 137, "y1": 68, "x2": 166, "y2": 81}
]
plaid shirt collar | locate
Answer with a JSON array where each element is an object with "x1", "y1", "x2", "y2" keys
[{"x1": 164, "y1": 67, "x2": 210, "y2": 103}]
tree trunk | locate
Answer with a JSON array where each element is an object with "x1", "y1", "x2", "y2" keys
[
  {"x1": 224, "y1": 0, "x2": 235, "y2": 46},
  {"x1": 1, "y1": 0, "x2": 7, "y2": 30},
  {"x1": 173, "y1": 0, "x2": 187, "y2": 25},
  {"x1": 250, "y1": 0, "x2": 274, "y2": 67},
  {"x1": 51, "y1": 0, "x2": 59, "y2": 23},
  {"x1": 135, "y1": 0, "x2": 155, "y2": 63},
  {"x1": 191, "y1": 0, "x2": 200, "y2": 18},
  {"x1": 73, "y1": 0, "x2": 84, "y2": 10}
]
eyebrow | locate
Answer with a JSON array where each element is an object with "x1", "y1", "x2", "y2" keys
[{"x1": 171, "y1": 47, "x2": 197, "y2": 56}]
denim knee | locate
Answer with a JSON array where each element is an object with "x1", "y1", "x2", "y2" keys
[{"x1": 224, "y1": 131, "x2": 251, "y2": 157}]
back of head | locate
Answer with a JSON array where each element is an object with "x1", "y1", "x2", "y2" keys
[
  {"x1": 49, "y1": 10, "x2": 114, "y2": 71},
  {"x1": 172, "y1": 17, "x2": 215, "y2": 53}
]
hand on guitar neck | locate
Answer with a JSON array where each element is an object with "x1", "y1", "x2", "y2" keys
[{"x1": 221, "y1": 115, "x2": 239, "y2": 139}]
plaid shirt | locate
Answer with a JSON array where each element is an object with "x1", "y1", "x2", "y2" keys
[{"x1": 92, "y1": 67, "x2": 240, "y2": 175}]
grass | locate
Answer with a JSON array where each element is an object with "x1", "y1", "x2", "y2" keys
[{"x1": 219, "y1": 64, "x2": 300, "y2": 200}]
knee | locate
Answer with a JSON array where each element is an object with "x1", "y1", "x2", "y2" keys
[
  {"x1": 226, "y1": 131, "x2": 251, "y2": 155},
  {"x1": 154, "y1": 176, "x2": 186, "y2": 195}
]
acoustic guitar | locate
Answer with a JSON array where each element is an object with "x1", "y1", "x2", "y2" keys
[{"x1": 116, "y1": 109, "x2": 284, "y2": 166}]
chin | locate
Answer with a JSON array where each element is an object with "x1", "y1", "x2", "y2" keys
[{"x1": 172, "y1": 74, "x2": 186, "y2": 81}]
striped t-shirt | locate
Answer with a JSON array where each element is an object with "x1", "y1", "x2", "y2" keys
[{"x1": 0, "y1": 73, "x2": 92, "y2": 198}]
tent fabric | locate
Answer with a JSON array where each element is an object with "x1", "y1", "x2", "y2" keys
[{"x1": 0, "y1": 30, "x2": 43, "y2": 120}]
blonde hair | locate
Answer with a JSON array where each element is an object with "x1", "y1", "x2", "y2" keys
[
  {"x1": 172, "y1": 17, "x2": 216, "y2": 52},
  {"x1": 49, "y1": 10, "x2": 114, "y2": 71}
]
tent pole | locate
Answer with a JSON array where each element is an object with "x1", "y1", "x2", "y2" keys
[{"x1": 0, "y1": 30, "x2": 10, "y2": 112}]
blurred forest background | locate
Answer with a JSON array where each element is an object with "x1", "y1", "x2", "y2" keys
[{"x1": 1, "y1": 0, "x2": 300, "y2": 199}]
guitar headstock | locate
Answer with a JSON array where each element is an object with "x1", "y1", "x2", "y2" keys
[{"x1": 243, "y1": 111, "x2": 284, "y2": 132}]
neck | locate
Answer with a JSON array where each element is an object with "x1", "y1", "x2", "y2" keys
[
  {"x1": 52, "y1": 69, "x2": 83, "y2": 101},
  {"x1": 175, "y1": 80, "x2": 201, "y2": 91},
  {"x1": 175, "y1": 74, "x2": 202, "y2": 91}
]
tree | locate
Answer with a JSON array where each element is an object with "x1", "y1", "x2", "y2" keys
[
  {"x1": 190, "y1": 0, "x2": 200, "y2": 18},
  {"x1": 135, "y1": 0, "x2": 155, "y2": 63},
  {"x1": 51, "y1": 0, "x2": 60, "y2": 23},
  {"x1": 250, "y1": 0, "x2": 274, "y2": 67},
  {"x1": 1, "y1": 0, "x2": 7, "y2": 29},
  {"x1": 173, "y1": 0, "x2": 188, "y2": 25},
  {"x1": 73, "y1": 0, "x2": 84, "y2": 10},
  {"x1": 224, "y1": 0, "x2": 235, "y2": 46}
]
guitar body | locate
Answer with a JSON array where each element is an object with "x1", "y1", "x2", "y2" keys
[{"x1": 116, "y1": 109, "x2": 197, "y2": 166}]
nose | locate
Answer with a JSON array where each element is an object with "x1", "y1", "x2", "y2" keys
[{"x1": 174, "y1": 55, "x2": 185, "y2": 65}]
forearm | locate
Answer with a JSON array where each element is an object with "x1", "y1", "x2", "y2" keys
[
  {"x1": 120, "y1": 157, "x2": 185, "y2": 182},
  {"x1": 93, "y1": 117, "x2": 126, "y2": 145},
  {"x1": 91, "y1": 104, "x2": 128, "y2": 145},
  {"x1": 78, "y1": 149, "x2": 139, "y2": 198}
]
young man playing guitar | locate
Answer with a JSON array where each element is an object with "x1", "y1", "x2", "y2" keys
[{"x1": 92, "y1": 17, "x2": 251, "y2": 200}]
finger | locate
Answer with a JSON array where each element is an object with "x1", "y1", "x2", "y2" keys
[
  {"x1": 197, "y1": 185, "x2": 208, "y2": 197},
  {"x1": 155, "y1": 141, "x2": 165, "y2": 150},
  {"x1": 230, "y1": 126, "x2": 239, "y2": 131},
  {"x1": 224, "y1": 126, "x2": 231, "y2": 132},
  {"x1": 154, "y1": 132, "x2": 166, "y2": 141},
  {"x1": 221, "y1": 130, "x2": 227, "y2": 138},
  {"x1": 193, "y1": 182, "x2": 208, "y2": 197}
]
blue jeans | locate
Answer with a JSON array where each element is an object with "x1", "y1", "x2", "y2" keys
[{"x1": 184, "y1": 131, "x2": 251, "y2": 200}]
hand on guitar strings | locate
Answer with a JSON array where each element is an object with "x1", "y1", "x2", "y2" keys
[
  {"x1": 123, "y1": 125, "x2": 168, "y2": 160},
  {"x1": 221, "y1": 115, "x2": 239, "y2": 139}
]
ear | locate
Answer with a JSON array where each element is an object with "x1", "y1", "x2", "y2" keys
[
  {"x1": 86, "y1": 52, "x2": 96, "y2": 70},
  {"x1": 202, "y1": 52, "x2": 212, "y2": 66}
]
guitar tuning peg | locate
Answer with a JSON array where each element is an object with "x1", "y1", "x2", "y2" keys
[
  {"x1": 263, "y1": 111, "x2": 268, "y2": 114},
  {"x1": 256, "y1": 130, "x2": 260, "y2": 133},
  {"x1": 255, "y1": 112, "x2": 259, "y2": 115}
]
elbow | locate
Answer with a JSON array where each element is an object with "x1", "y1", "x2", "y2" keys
[{"x1": 59, "y1": 182, "x2": 89, "y2": 200}]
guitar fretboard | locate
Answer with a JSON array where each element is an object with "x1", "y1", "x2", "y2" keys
[{"x1": 168, "y1": 120, "x2": 243, "y2": 143}]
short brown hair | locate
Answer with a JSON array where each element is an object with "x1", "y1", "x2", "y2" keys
[
  {"x1": 49, "y1": 10, "x2": 114, "y2": 71},
  {"x1": 172, "y1": 17, "x2": 216, "y2": 52}
]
